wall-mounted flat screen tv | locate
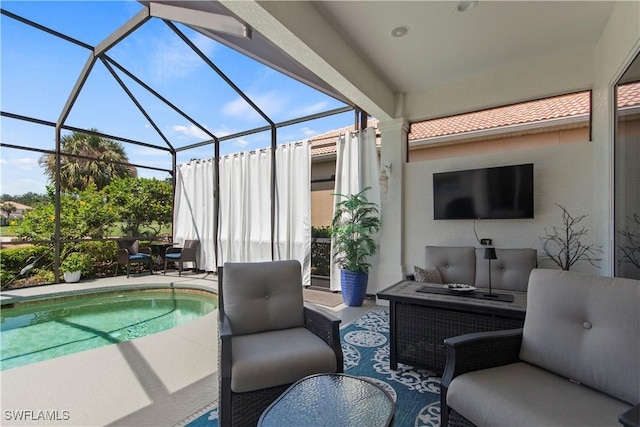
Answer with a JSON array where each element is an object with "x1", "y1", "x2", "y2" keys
[{"x1": 433, "y1": 163, "x2": 534, "y2": 220}]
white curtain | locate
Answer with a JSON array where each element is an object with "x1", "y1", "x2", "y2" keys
[
  {"x1": 218, "y1": 142, "x2": 312, "y2": 285},
  {"x1": 330, "y1": 127, "x2": 381, "y2": 291},
  {"x1": 173, "y1": 160, "x2": 216, "y2": 272},
  {"x1": 274, "y1": 143, "x2": 312, "y2": 285}
]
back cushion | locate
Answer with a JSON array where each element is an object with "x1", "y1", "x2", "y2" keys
[
  {"x1": 425, "y1": 246, "x2": 476, "y2": 285},
  {"x1": 474, "y1": 248, "x2": 537, "y2": 291},
  {"x1": 223, "y1": 260, "x2": 305, "y2": 335},
  {"x1": 520, "y1": 269, "x2": 640, "y2": 404}
]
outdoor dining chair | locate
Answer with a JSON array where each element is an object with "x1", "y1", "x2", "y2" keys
[
  {"x1": 163, "y1": 239, "x2": 199, "y2": 276},
  {"x1": 116, "y1": 240, "x2": 153, "y2": 278}
]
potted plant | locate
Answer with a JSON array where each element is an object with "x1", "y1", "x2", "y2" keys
[
  {"x1": 330, "y1": 187, "x2": 381, "y2": 306},
  {"x1": 60, "y1": 252, "x2": 91, "y2": 283}
]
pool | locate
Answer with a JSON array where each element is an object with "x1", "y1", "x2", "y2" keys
[{"x1": 0, "y1": 287, "x2": 218, "y2": 371}]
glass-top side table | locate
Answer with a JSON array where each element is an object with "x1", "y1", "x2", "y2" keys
[{"x1": 258, "y1": 373, "x2": 395, "y2": 427}]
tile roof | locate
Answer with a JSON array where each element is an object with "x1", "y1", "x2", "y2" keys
[
  {"x1": 617, "y1": 81, "x2": 640, "y2": 108},
  {"x1": 409, "y1": 91, "x2": 591, "y2": 141},
  {"x1": 309, "y1": 119, "x2": 379, "y2": 157},
  {"x1": 309, "y1": 82, "x2": 640, "y2": 157}
]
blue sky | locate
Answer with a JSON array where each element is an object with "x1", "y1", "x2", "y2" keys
[{"x1": 0, "y1": 1, "x2": 352, "y2": 197}]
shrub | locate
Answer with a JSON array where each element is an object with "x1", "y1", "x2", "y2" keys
[{"x1": 60, "y1": 252, "x2": 92, "y2": 274}]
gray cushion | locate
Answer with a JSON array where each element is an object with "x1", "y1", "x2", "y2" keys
[
  {"x1": 474, "y1": 248, "x2": 537, "y2": 291},
  {"x1": 414, "y1": 265, "x2": 443, "y2": 283},
  {"x1": 230, "y1": 327, "x2": 338, "y2": 393},
  {"x1": 223, "y1": 260, "x2": 305, "y2": 335},
  {"x1": 448, "y1": 362, "x2": 632, "y2": 427},
  {"x1": 425, "y1": 246, "x2": 475, "y2": 285},
  {"x1": 520, "y1": 269, "x2": 640, "y2": 405}
]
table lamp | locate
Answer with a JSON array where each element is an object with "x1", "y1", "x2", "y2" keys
[{"x1": 484, "y1": 247, "x2": 498, "y2": 298}]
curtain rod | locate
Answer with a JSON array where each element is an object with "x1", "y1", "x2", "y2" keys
[{"x1": 185, "y1": 140, "x2": 308, "y2": 164}]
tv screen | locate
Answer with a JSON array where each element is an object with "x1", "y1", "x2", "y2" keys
[{"x1": 433, "y1": 163, "x2": 534, "y2": 220}]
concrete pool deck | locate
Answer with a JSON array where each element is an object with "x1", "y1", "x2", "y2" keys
[{"x1": 0, "y1": 271, "x2": 377, "y2": 426}]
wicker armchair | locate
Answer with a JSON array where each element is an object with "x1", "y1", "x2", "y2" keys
[
  {"x1": 440, "y1": 329, "x2": 523, "y2": 427},
  {"x1": 440, "y1": 269, "x2": 639, "y2": 427},
  {"x1": 218, "y1": 260, "x2": 343, "y2": 427},
  {"x1": 163, "y1": 239, "x2": 199, "y2": 276},
  {"x1": 116, "y1": 240, "x2": 152, "y2": 278}
]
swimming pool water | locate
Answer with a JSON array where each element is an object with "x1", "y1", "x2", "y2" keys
[{"x1": 1, "y1": 289, "x2": 218, "y2": 371}]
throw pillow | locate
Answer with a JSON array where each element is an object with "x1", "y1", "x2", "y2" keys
[{"x1": 414, "y1": 266, "x2": 443, "y2": 284}]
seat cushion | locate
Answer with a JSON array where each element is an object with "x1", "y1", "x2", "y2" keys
[
  {"x1": 447, "y1": 362, "x2": 632, "y2": 427},
  {"x1": 128, "y1": 253, "x2": 150, "y2": 261},
  {"x1": 230, "y1": 327, "x2": 338, "y2": 393},
  {"x1": 165, "y1": 253, "x2": 181, "y2": 260}
]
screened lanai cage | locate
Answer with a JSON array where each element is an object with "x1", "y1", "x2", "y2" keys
[{"x1": 0, "y1": 1, "x2": 376, "y2": 288}]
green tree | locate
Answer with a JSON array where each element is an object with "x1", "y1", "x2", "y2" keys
[
  {"x1": 104, "y1": 177, "x2": 172, "y2": 237},
  {"x1": 1, "y1": 192, "x2": 48, "y2": 206},
  {"x1": 14, "y1": 184, "x2": 116, "y2": 241},
  {"x1": 1, "y1": 202, "x2": 17, "y2": 216},
  {"x1": 39, "y1": 129, "x2": 137, "y2": 192}
]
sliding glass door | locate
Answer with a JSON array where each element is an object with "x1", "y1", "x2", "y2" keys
[{"x1": 614, "y1": 52, "x2": 640, "y2": 279}]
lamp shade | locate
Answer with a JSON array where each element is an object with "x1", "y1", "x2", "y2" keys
[{"x1": 484, "y1": 247, "x2": 497, "y2": 260}]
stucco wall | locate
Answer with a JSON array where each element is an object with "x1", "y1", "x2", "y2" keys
[{"x1": 404, "y1": 141, "x2": 597, "y2": 274}]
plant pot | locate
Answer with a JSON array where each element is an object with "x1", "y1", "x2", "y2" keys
[
  {"x1": 340, "y1": 269, "x2": 368, "y2": 307},
  {"x1": 63, "y1": 271, "x2": 81, "y2": 283}
]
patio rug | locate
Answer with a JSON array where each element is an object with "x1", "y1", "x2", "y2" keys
[
  {"x1": 303, "y1": 287, "x2": 344, "y2": 307},
  {"x1": 180, "y1": 308, "x2": 442, "y2": 427}
]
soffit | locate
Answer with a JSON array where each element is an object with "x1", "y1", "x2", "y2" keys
[{"x1": 312, "y1": 1, "x2": 615, "y2": 94}]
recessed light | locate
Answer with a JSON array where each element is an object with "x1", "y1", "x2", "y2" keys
[
  {"x1": 456, "y1": 1, "x2": 478, "y2": 12},
  {"x1": 390, "y1": 26, "x2": 409, "y2": 38}
]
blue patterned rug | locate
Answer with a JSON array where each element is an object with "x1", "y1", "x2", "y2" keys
[{"x1": 183, "y1": 308, "x2": 441, "y2": 426}]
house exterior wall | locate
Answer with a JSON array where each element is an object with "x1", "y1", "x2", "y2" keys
[
  {"x1": 311, "y1": 189, "x2": 333, "y2": 227},
  {"x1": 409, "y1": 127, "x2": 589, "y2": 162}
]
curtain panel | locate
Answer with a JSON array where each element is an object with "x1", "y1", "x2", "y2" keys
[
  {"x1": 173, "y1": 160, "x2": 216, "y2": 272},
  {"x1": 217, "y1": 141, "x2": 312, "y2": 285},
  {"x1": 330, "y1": 127, "x2": 381, "y2": 291}
]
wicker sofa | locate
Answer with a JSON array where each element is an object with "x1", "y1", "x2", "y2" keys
[
  {"x1": 421, "y1": 246, "x2": 537, "y2": 290},
  {"x1": 440, "y1": 269, "x2": 640, "y2": 427}
]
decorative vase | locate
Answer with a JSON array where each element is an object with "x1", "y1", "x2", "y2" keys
[
  {"x1": 63, "y1": 271, "x2": 81, "y2": 283},
  {"x1": 340, "y1": 269, "x2": 368, "y2": 307}
]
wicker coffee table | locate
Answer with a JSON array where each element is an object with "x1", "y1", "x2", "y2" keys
[
  {"x1": 257, "y1": 373, "x2": 394, "y2": 427},
  {"x1": 378, "y1": 280, "x2": 527, "y2": 373}
]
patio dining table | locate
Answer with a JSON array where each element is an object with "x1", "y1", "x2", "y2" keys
[{"x1": 148, "y1": 241, "x2": 178, "y2": 265}]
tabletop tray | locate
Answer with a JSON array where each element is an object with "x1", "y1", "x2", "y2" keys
[{"x1": 416, "y1": 285, "x2": 514, "y2": 302}]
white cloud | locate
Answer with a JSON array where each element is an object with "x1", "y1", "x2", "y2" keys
[
  {"x1": 233, "y1": 138, "x2": 249, "y2": 148},
  {"x1": 221, "y1": 92, "x2": 335, "y2": 128},
  {"x1": 5, "y1": 157, "x2": 39, "y2": 171},
  {"x1": 292, "y1": 101, "x2": 331, "y2": 117},
  {"x1": 151, "y1": 32, "x2": 216, "y2": 83},
  {"x1": 300, "y1": 127, "x2": 317, "y2": 137},
  {"x1": 222, "y1": 91, "x2": 288, "y2": 120},
  {"x1": 172, "y1": 124, "x2": 211, "y2": 140}
]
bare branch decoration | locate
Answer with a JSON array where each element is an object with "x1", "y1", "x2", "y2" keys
[
  {"x1": 618, "y1": 213, "x2": 640, "y2": 269},
  {"x1": 540, "y1": 204, "x2": 602, "y2": 271}
]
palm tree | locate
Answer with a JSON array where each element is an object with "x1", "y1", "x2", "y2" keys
[{"x1": 39, "y1": 129, "x2": 137, "y2": 192}]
